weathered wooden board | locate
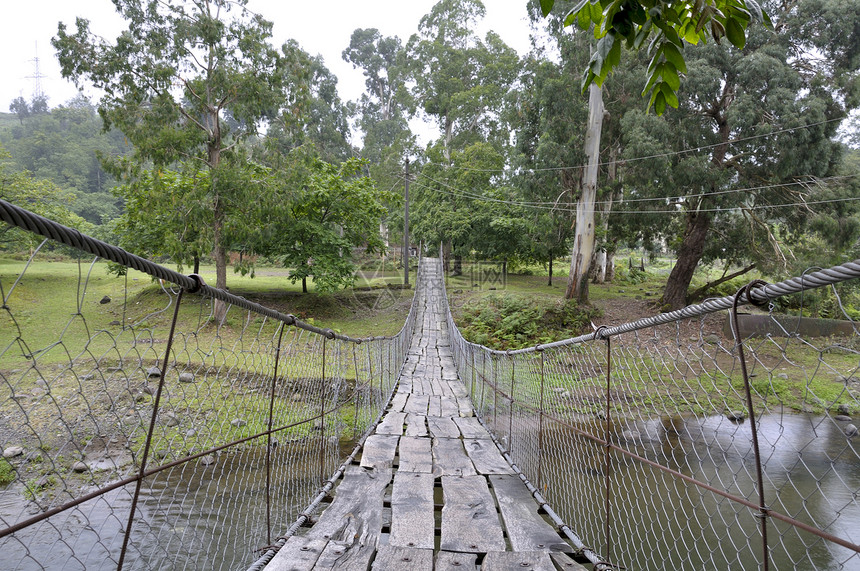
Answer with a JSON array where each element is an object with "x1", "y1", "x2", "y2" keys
[
  {"x1": 375, "y1": 411, "x2": 406, "y2": 436},
  {"x1": 397, "y1": 436, "x2": 433, "y2": 473},
  {"x1": 434, "y1": 551, "x2": 478, "y2": 570},
  {"x1": 389, "y1": 391, "x2": 408, "y2": 413},
  {"x1": 312, "y1": 539, "x2": 374, "y2": 570},
  {"x1": 550, "y1": 552, "x2": 591, "y2": 570},
  {"x1": 265, "y1": 536, "x2": 326, "y2": 571},
  {"x1": 448, "y1": 382, "x2": 469, "y2": 398},
  {"x1": 427, "y1": 395, "x2": 442, "y2": 417},
  {"x1": 360, "y1": 434, "x2": 399, "y2": 469},
  {"x1": 481, "y1": 551, "x2": 556, "y2": 571},
  {"x1": 389, "y1": 471, "x2": 435, "y2": 549},
  {"x1": 440, "y1": 475, "x2": 505, "y2": 552},
  {"x1": 427, "y1": 416, "x2": 460, "y2": 439},
  {"x1": 453, "y1": 416, "x2": 490, "y2": 439},
  {"x1": 404, "y1": 414, "x2": 428, "y2": 437},
  {"x1": 371, "y1": 546, "x2": 434, "y2": 569},
  {"x1": 404, "y1": 394, "x2": 430, "y2": 415},
  {"x1": 308, "y1": 465, "x2": 390, "y2": 549},
  {"x1": 439, "y1": 396, "x2": 460, "y2": 417},
  {"x1": 433, "y1": 438, "x2": 477, "y2": 477},
  {"x1": 490, "y1": 475, "x2": 570, "y2": 552},
  {"x1": 463, "y1": 438, "x2": 515, "y2": 475}
]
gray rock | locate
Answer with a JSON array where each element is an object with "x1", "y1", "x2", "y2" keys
[
  {"x1": 3, "y1": 446, "x2": 24, "y2": 458},
  {"x1": 155, "y1": 449, "x2": 169, "y2": 459},
  {"x1": 163, "y1": 413, "x2": 180, "y2": 427},
  {"x1": 109, "y1": 320, "x2": 121, "y2": 326},
  {"x1": 621, "y1": 430, "x2": 641, "y2": 442},
  {"x1": 845, "y1": 424, "x2": 858, "y2": 438},
  {"x1": 835, "y1": 415, "x2": 853, "y2": 422},
  {"x1": 777, "y1": 373, "x2": 789, "y2": 380},
  {"x1": 178, "y1": 372, "x2": 195, "y2": 383},
  {"x1": 81, "y1": 374, "x2": 95, "y2": 381},
  {"x1": 185, "y1": 429, "x2": 197, "y2": 438},
  {"x1": 705, "y1": 334, "x2": 721, "y2": 345},
  {"x1": 100, "y1": 296, "x2": 111, "y2": 304},
  {"x1": 837, "y1": 404, "x2": 851, "y2": 415},
  {"x1": 199, "y1": 455, "x2": 216, "y2": 466},
  {"x1": 552, "y1": 387, "x2": 567, "y2": 394},
  {"x1": 146, "y1": 367, "x2": 162, "y2": 379},
  {"x1": 231, "y1": 419, "x2": 247, "y2": 428},
  {"x1": 71, "y1": 461, "x2": 88, "y2": 473},
  {"x1": 726, "y1": 411, "x2": 745, "y2": 422},
  {"x1": 142, "y1": 384, "x2": 155, "y2": 395}
]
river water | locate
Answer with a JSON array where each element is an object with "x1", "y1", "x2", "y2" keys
[
  {"x1": 2, "y1": 414, "x2": 857, "y2": 569},
  {"x1": 538, "y1": 412, "x2": 860, "y2": 570}
]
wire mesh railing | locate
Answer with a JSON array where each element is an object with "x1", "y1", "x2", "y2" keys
[
  {"x1": 440, "y1": 252, "x2": 860, "y2": 570},
  {"x1": 0, "y1": 199, "x2": 420, "y2": 570}
]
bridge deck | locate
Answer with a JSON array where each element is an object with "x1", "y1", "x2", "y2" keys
[{"x1": 266, "y1": 260, "x2": 586, "y2": 570}]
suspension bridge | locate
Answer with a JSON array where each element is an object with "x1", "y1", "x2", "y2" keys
[{"x1": 1, "y1": 198, "x2": 860, "y2": 570}]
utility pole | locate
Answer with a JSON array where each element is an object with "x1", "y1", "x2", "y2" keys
[{"x1": 403, "y1": 158, "x2": 410, "y2": 286}]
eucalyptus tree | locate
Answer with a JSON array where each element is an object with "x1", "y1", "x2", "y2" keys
[
  {"x1": 53, "y1": 0, "x2": 308, "y2": 321},
  {"x1": 617, "y1": 0, "x2": 859, "y2": 309}
]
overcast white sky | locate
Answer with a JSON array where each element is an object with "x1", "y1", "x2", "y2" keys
[{"x1": 1, "y1": 0, "x2": 535, "y2": 115}]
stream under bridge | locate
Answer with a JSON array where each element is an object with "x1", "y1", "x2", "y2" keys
[{"x1": 1, "y1": 198, "x2": 860, "y2": 570}]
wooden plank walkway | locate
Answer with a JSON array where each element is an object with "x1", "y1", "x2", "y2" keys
[{"x1": 266, "y1": 259, "x2": 587, "y2": 570}]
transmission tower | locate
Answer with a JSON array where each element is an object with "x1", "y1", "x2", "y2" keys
[{"x1": 26, "y1": 42, "x2": 46, "y2": 100}]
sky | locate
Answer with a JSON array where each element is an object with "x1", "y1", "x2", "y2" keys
[{"x1": 0, "y1": 0, "x2": 536, "y2": 116}]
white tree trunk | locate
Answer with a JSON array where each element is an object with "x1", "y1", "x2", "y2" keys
[{"x1": 565, "y1": 84, "x2": 603, "y2": 301}]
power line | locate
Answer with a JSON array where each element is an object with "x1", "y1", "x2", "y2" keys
[
  {"x1": 410, "y1": 173, "x2": 860, "y2": 215},
  {"x1": 425, "y1": 116, "x2": 846, "y2": 175}
]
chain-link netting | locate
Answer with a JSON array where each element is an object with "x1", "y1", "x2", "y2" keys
[
  {"x1": 441, "y1": 256, "x2": 860, "y2": 570},
  {"x1": 0, "y1": 203, "x2": 420, "y2": 570}
]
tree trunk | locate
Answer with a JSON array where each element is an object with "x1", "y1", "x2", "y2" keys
[
  {"x1": 212, "y1": 192, "x2": 228, "y2": 324},
  {"x1": 662, "y1": 212, "x2": 712, "y2": 310},
  {"x1": 302, "y1": 276, "x2": 308, "y2": 294},
  {"x1": 605, "y1": 252, "x2": 615, "y2": 282},
  {"x1": 565, "y1": 84, "x2": 603, "y2": 302},
  {"x1": 548, "y1": 257, "x2": 553, "y2": 287},
  {"x1": 594, "y1": 250, "x2": 607, "y2": 283},
  {"x1": 453, "y1": 255, "x2": 462, "y2": 276},
  {"x1": 193, "y1": 255, "x2": 200, "y2": 275}
]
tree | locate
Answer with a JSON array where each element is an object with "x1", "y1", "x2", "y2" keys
[
  {"x1": 538, "y1": 0, "x2": 771, "y2": 113},
  {"x1": 53, "y1": 0, "x2": 307, "y2": 321},
  {"x1": 252, "y1": 151, "x2": 395, "y2": 293},
  {"x1": 8, "y1": 97, "x2": 29, "y2": 124},
  {"x1": 0, "y1": 146, "x2": 89, "y2": 251},
  {"x1": 614, "y1": 0, "x2": 858, "y2": 309}
]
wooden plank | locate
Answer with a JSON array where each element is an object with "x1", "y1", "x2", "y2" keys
[
  {"x1": 360, "y1": 434, "x2": 399, "y2": 469},
  {"x1": 389, "y1": 392, "x2": 408, "y2": 413},
  {"x1": 397, "y1": 436, "x2": 433, "y2": 473},
  {"x1": 449, "y1": 382, "x2": 469, "y2": 398},
  {"x1": 453, "y1": 416, "x2": 490, "y2": 439},
  {"x1": 265, "y1": 536, "x2": 326, "y2": 571},
  {"x1": 440, "y1": 475, "x2": 505, "y2": 552},
  {"x1": 404, "y1": 394, "x2": 429, "y2": 415},
  {"x1": 376, "y1": 411, "x2": 406, "y2": 435},
  {"x1": 371, "y1": 546, "x2": 434, "y2": 569},
  {"x1": 439, "y1": 396, "x2": 460, "y2": 417},
  {"x1": 314, "y1": 539, "x2": 372, "y2": 570},
  {"x1": 427, "y1": 416, "x2": 459, "y2": 439},
  {"x1": 427, "y1": 395, "x2": 442, "y2": 417},
  {"x1": 404, "y1": 414, "x2": 428, "y2": 437},
  {"x1": 433, "y1": 438, "x2": 477, "y2": 477},
  {"x1": 550, "y1": 553, "x2": 591, "y2": 570},
  {"x1": 308, "y1": 465, "x2": 390, "y2": 548},
  {"x1": 463, "y1": 438, "x2": 515, "y2": 475},
  {"x1": 434, "y1": 551, "x2": 478, "y2": 570},
  {"x1": 389, "y1": 471, "x2": 435, "y2": 548},
  {"x1": 481, "y1": 551, "x2": 555, "y2": 571},
  {"x1": 490, "y1": 475, "x2": 570, "y2": 552},
  {"x1": 457, "y1": 397, "x2": 474, "y2": 418}
]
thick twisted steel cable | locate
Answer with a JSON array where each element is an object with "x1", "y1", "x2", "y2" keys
[{"x1": 0, "y1": 198, "x2": 384, "y2": 343}]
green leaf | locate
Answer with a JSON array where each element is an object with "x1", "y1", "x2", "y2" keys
[
  {"x1": 662, "y1": 61, "x2": 681, "y2": 90},
  {"x1": 660, "y1": 82, "x2": 679, "y2": 107},
  {"x1": 589, "y1": 1, "x2": 604, "y2": 24},
  {"x1": 654, "y1": 90, "x2": 667, "y2": 115},
  {"x1": 725, "y1": 17, "x2": 746, "y2": 49},
  {"x1": 540, "y1": 0, "x2": 556, "y2": 17},
  {"x1": 663, "y1": 42, "x2": 687, "y2": 73}
]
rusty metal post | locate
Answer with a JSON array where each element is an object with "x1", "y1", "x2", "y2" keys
[
  {"x1": 604, "y1": 335, "x2": 612, "y2": 561},
  {"x1": 319, "y1": 336, "x2": 327, "y2": 484},
  {"x1": 265, "y1": 323, "x2": 287, "y2": 545},
  {"x1": 509, "y1": 355, "x2": 515, "y2": 453},
  {"x1": 352, "y1": 344, "x2": 361, "y2": 439},
  {"x1": 118, "y1": 288, "x2": 184, "y2": 571},
  {"x1": 493, "y1": 353, "x2": 499, "y2": 429},
  {"x1": 537, "y1": 349, "x2": 546, "y2": 492}
]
